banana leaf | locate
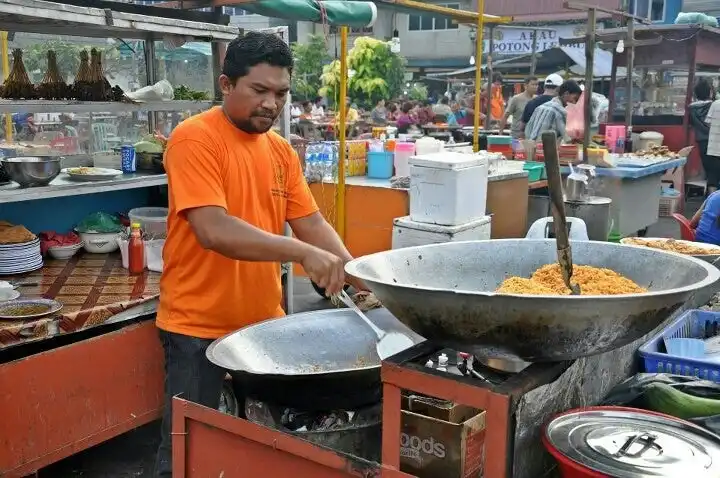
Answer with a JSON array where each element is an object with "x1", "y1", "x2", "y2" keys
[{"x1": 240, "y1": 0, "x2": 377, "y2": 28}]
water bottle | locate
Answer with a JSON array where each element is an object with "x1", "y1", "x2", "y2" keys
[
  {"x1": 321, "y1": 142, "x2": 333, "y2": 182},
  {"x1": 330, "y1": 142, "x2": 339, "y2": 180}
]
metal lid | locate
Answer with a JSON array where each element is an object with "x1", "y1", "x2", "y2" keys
[
  {"x1": 545, "y1": 408, "x2": 720, "y2": 477},
  {"x1": 565, "y1": 195, "x2": 612, "y2": 205}
]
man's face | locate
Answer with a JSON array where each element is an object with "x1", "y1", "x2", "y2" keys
[
  {"x1": 219, "y1": 63, "x2": 290, "y2": 134},
  {"x1": 562, "y1": 92, "x2": 581, "y2": 106},
  {"x1": 527, "y1": 80, "x2": 539, "y2": 95},
  {"x1": 378, "y1": 99, "x2": 385, "y2": 108}
]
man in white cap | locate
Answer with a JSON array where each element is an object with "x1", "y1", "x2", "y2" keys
[{"x1": 520, "y1": 73, "x2": 563, "y2": 133}]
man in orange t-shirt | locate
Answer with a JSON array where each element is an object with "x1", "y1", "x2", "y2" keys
[{"x1": 154, "y1": 32, "x2": 361, "y2": 477}]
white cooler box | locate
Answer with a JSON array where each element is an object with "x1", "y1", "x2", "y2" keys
[
  {"x1": 409, "y1": 152, "x2": 488, "y2": 226},
  {"x1": 392, "y1": 215, "x2": 492, "y2": 249}
]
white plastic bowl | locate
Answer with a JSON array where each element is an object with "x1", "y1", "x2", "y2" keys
[
  {"x1": 48, "y1": 242, "x2": 84, "y2": 260},
  {"x1": 78, "y1": 231, "x2": 121, "y2": 254}
]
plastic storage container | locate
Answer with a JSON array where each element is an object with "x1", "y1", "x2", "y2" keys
[
  {"x1": 128, "y1": 207, "x2": 169, "y2": 239},
  {"x1": 523, "y1": 162, "x2": 546, "y2": 182},
  {"x1": 639, "y1": 309, "x2": 720, "y2": 382},
  {"x1": 409, "y1": 152, "x2": 488, "y2": 226},
  {"x1": 393, "y1": 142, "x2": 415, "y2": 177},
  {"x1": 367, "y1": 151, "x2": 394, "y2": 179},
  {"x1": 392, "y1": 215, "x2": 491, "y2": 249}
]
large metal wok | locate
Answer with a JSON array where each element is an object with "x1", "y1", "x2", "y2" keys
[
  {"x1": 345, "y1": 239, "x2": 720, "y2": 361},
  {"x1": 206, "y1": 308, "x2": 424, "y2": 410}
]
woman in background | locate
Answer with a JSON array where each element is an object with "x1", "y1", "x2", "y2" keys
[
  {"x1": 689, "y1": 78, "x2": 719, "y2": 194},
  {"x1": 691, "y1": 190, "x2": 720, "y2": 245},
  {"x1": 395, "y1": 102, "x2": 416, "y2": 134}
]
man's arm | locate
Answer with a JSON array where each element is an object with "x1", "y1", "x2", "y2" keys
[
  {"x1": 284, "y1": 142, "x2": 368, "y2": 291},
  {"x1": 289, "y1": 212, "x2": 351, "y2": 263},
  {"x1": 499, "y1": 96, "x2": 514, "y2": 130},
  {"x1": 690, "y1": 199, "x2": 707, "y2": 228},
  {"x1": 166, "y1": 137, "x2": 345, "y2": 293}
]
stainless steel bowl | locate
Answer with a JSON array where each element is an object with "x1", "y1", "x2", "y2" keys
[
  {"x1": 1, "y1": 156, "x2": 62, "y2": 187},
  {"x1": 345, "y1": 239, "x2": 720, "y2": 361}
]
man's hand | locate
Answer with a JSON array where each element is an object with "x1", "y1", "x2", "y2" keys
[{"x1": 301, "y1": 246, "x2": 346, "y2": 296}]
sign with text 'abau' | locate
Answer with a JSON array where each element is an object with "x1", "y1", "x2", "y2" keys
[{"x1": 485, "y1": 24, "x2": 601, "y2": 55}]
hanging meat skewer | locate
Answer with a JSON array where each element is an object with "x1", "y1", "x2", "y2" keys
[
  {"x1": 1, "y1": 49, "x2": 36, "y2": 99},
  {"x1": 37, "y1": 50, "x2": 69, "y2": 100},
  {"x1": 72, "y1": 49, "x2": 92, "y2": 101}
]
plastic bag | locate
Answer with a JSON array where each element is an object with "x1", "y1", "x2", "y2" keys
[
  {"x1": 602, "y1": 373, "x2": 720, "y2": 435},
  {"x1": 125, "y1": 80, "x2": 174, "y2": 102},
  {"x1": 76, "y1": 212, "x2": 124, "y2": 233},
  {"x1": 565, "y1": 91, "x2": 586, "y2": 140},
  {"x1": 675, "y1": 12, "x2": 719, "y2": 27}
]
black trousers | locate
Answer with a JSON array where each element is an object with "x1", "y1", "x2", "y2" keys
[
  {"x1": 698, "y1": 140, "x2": 720, "y2": 190},
  {"x1": 155, "y1": 329, "x2": 227, "y2": 477}
]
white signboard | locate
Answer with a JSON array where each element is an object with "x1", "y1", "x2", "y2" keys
[{"x1": 484, "y1": 24, "x2": 598, "y2": 55}]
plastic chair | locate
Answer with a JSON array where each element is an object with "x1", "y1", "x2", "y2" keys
[
  {"x1": 671, "y1": 213, "x2": 696, "y2": 241},
  {"x1": 91, "y1": 122, "x2": 119, "y2": 153},
  {"x1": 525, "y1": 217, "x2": 590, "y2": 241}
]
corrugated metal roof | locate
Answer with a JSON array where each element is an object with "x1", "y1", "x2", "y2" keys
[{"x1": 476, "y1": 0, "x2": 621, "y2": 19}]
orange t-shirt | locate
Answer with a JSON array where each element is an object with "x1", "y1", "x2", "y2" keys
[
  {"x1": 491, "y1": 84, "x2": 504, "y2": 120},
  {"x1": 156, "y1": 107, "x2": 319, "y2": 339}
]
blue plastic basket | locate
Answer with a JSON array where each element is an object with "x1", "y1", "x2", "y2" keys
[
  {"x1": 367, "y1": 151, "x2": 394, "y2": 179},
  {"x1": 638, "y1": 309, "x2": 720, "y2": 382}
]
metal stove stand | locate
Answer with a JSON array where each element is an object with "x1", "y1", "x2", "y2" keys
[{"x1": 380, "y1": 341, "x2": 572, "y2": 478}]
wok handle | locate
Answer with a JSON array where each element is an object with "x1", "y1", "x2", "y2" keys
[{"x1": 541, "y1": 131, "x2": 576, "y2": 292}]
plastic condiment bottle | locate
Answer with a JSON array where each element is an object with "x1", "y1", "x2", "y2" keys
[
  {"x1": 425, "y1": 359, "x2": 434, "y2": 369},
  {"x1": 437, "y1": 353, "x2": 448, "y2": 372},
  {"x1": 128, "y1": 223, "x2": 145, "y2": 275}
]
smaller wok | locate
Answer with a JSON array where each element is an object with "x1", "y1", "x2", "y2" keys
[{"x1": 207, "y1": 308, "x2": 424, "y2": 410}]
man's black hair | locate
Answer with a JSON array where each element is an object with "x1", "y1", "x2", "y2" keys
[
  {"x1": 558, "y1": 80, "x2": 582, "y2": 96},
  {"x1": 492, "y1": 72, "x2": 503, "y2": 84},
  {"x1": 314, "y1": 96, "x2": 323, "y2": 104},
  {"x1": 525, "y1": 76, "x2": 537, "y2": 84},
  {"x1": 222, "y1": 31, "x2": 293, "y2": 82},
  {"x1": 695, "y1": 78, "x2": 713, "y2": 101},
  {"x1": 440, "y1": 97, "x2": 449, "y2": 105}
]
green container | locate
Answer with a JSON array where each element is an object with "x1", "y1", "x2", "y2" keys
[
  {"x1": 487, "y1": 135, "x2": 512, "y2": 146},
  {"x1": 523, "y1": 162, "x2": 546, "y2": 182}
]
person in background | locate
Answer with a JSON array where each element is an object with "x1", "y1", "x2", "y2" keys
[
  {"x1": 371, "y1": 99, "x2": 387, "y2": 125},
  {"x1": 501, "y1": 76, "x2": 538, "y2": 139},
  {"x1": 396, "y1": 102, "x2": 417, "y2": 134},
  {"x1": 691, "y1": 190, "x2": 720, "y2": 245},
  {"x1": 346, "y1": 101, "x2": 360, "y2": 123},
  {"x1": 11, "y1": 112, "x2": 36, "y2": 139},
  {"x1": 455, "y1": 95, "x2": 486, "y2": 127},
  {"x1": 521, "y1": 73, "x2": 563, "y2": 129},
  {"x1": 447, "y1": 102, "x2": 462, "y2": 126},
  {"x1": 311, "y1": 96, "x2": 325, "y2": 119},
  {"x1": 490, "y1": 73, "x2": 505, "y2": 122},
  {"x1": 432, "y1": 97, "x2": 453, "y2": 121},
  {"x1": 290, "y1": 102, "x2": 302, "y2": 123},
  {"x1": 690, "y1": 78, "x2": 719, "y2": 194},
  {"x1": 416, "y1": 100, "x2": 434, "y2": 125},
  {"x1": 299, "y1": 101, "x2": 314, "y2": 120},
  {"x1": 524, "y1": 80, "x2": 583, "y2": 142},
  {"x1": 155, "y1": 32, "x2": 364, "y2": 476},
  {"x1": 387, "y1": 102, "x2": 400, "y2": 121}
]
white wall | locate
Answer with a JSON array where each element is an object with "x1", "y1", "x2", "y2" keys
[{"x1": 296, "y1": 0, "x2": 475, "y2": 62}]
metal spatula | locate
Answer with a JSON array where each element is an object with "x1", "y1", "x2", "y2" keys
[
  {"x1": 337, "y1": 290, "x2": 414, "y2": 360},
  {"x1": 541, "y1": 131, "x2": 580, "y2": 295}
]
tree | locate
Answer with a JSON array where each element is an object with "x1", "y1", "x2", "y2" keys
[
  {"x1": 320, "y1": 36, "x2": 406, "y2": 108},
  {"x1": 408, "y1": 83, "x2": 428, "y2": 101},
  {"x1": 23, "y1": 40, "x2": 121, "y2": 83},
  {"x1": 291, "y1": 34, "x2": 330, "y2": 101}
]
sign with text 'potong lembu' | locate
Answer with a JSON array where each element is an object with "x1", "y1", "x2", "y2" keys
[{"x1": 485, "y1": 24, "x2": 602, "y2": 55}]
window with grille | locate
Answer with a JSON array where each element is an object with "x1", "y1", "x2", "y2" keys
[{"x1": 408, "y1": 3, "x2": 460, "y2": 31}]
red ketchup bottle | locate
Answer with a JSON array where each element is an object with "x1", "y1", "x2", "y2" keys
[{"x1": 128, "y1": 223, "x2": 145, "y2": 275}]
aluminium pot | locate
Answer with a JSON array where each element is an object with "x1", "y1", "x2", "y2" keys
[{"x1": 543, "y1": 406, "x2": 720, "y2": 477}]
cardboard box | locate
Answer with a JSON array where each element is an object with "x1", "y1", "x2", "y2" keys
[{"x1": 400, "y1": 396, "x2": 486, "y2": 478}]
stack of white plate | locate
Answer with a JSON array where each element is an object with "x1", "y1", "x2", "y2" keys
[{"x1": 0, "y1": 238, "x2": 43, "y2": 274}]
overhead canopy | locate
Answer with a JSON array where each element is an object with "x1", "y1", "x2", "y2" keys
[
  {"x1": 427, "y1": 46, "x2": 625, "y2": 79},
  {"x1": 239, "y1": 0, "x2": 377, "y2": 27}
]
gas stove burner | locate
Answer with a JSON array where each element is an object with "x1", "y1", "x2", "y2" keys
[{"x1": 475, "y1": 357, "x2": 532, "y2": 374}]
